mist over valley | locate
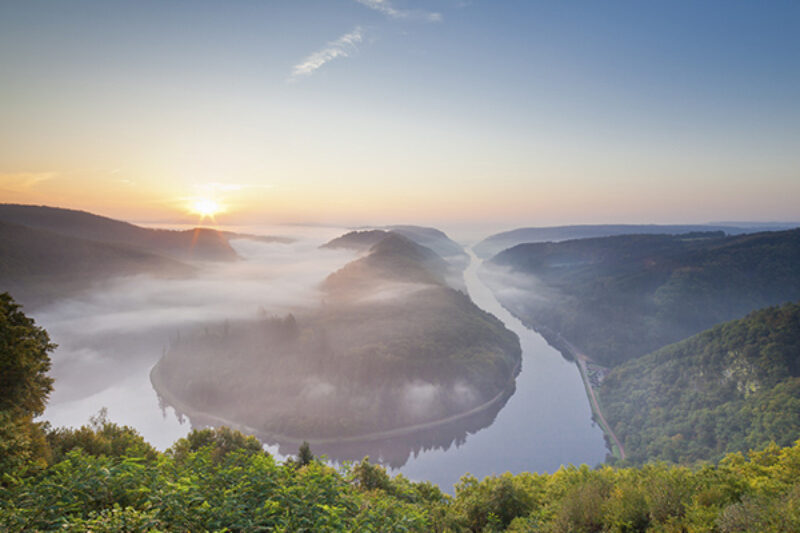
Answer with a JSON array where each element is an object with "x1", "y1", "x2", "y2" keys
[{"x1": 2, "y1": 2, "x2": 799, "y2": 527}]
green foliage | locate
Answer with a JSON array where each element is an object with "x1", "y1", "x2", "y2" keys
[
  {"x1": 451, "y1": 472, "x2": 538, "y2": 531},
  {"x1": 351, "y1": 456, "x2": 392, "y2": 492},
  {"x1": 600, "y1": 303, "x2": 800, "y2": 464},
  {"x1": 297, "y1": 440, "x2": 314, "y2": 466},
  {"x1": 489, "y1": 229, "x2": 800, "y2": 367},
  {"x1": 46, "y1": 408, "x2": 158, "y2": 464},
  {"x1": 0, "y1": 292, "x2": 55, "y2": 478},
  {"x1": 2, "y1": 421, "x2": 800, "y2": 531},
  {"x1": 0, "y1": 292, "x2": 54, "y2": 417},
  {"x1": 167, "y1": 425, "x2": 265, "y2": 464}
]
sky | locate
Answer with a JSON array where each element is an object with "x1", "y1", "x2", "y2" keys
[{"x1": 1, "y1": 0, "x2": 798, "y2": 229}]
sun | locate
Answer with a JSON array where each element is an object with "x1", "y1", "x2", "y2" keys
[{"x1": 190, "y1": 198, "x2": 223, "y2": 222}]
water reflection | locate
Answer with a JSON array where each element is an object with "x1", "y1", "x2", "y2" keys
[{"x1": 158, "y1": 381, "x2": 515, "y2": 468}]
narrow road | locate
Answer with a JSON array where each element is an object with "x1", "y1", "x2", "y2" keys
[{"x1": 562, "y1": 338, "x2": 626, "y2": 461}]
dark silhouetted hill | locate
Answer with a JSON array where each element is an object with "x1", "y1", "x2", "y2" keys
[
  {"x1": 0, "y1": 204, "x2": 239, "y2": 261},
  {"x1": 0, "y1": 221, "x2": 191, "y2": 307}
]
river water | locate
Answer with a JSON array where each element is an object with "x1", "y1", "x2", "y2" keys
[
  {"x1": 39, "y1": 232, "x2": 607, "y2": 491},
  {"x1": 393, "y1": 249, "x2": 607, "y2": 488}
]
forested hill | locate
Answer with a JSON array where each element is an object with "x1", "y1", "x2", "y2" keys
[
  {"x1": 0, "y1": 204, "x2": 243, "y2": 262},
  {"x1": 485, "y1": 229, "x2": 800, "y2": 367},
  {"x1": 0, "y1": 221, "x2": 191, "y2": 307},
  {"x1": 323, "y1": 230, "x2": 466, "y2": 291},
  {"x1": 324, "y1": 232, "x2": 452, "y2": 291},
  {"x1": 385, "y1": 225, "x2": 469, "y2": 270},
  {"x1": 474, "y1": 222, "x2": 799, "y2": 258},
  {"x1": 321, "y1": 229, "x2": 389, "y2": 251},
  {"x1": 599, "y1": 303, "x2": 800, "y2": 465}
]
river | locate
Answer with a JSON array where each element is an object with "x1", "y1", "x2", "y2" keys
[
  {"x1": 39, "y1": 233, "x2": 607, "y2": 491},
  {"x1": 393, "y1": 249, "x2": 607, "y2": 488}
]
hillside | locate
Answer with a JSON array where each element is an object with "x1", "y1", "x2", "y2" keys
[
  {"x1": 323, "y1": 226, "x2": 467, "y2": 266},
  {"x1": 321, "y1": 229, "x2": 388, "y2": 251},
  {"x1": 474, "y1": 223, "x2": 799, "y2": 258},
  {"x1": 152, "y1": 232, "x2": 520, "y2": 441},
  {"x1": 0, "y1": 204, "x2": 241, "y2": 261},
  {"x1": 484, "y1": 229, "x2": 800, "y2": 366},
  {"x1": 0, "y1": 221, "x2": 191, "y2": 307},
  {"x1": 385, "y1": 225, "x2": 469, "y2": 270},
  {"x1": 324, "y1": 232, "x2": 452, "y2": 292},
  {"x1": 599, "y1": 303, "x2": 800, "y2": 465},
  {"x1": 323, "y1": 229, "x2": 467, "y2": 291}
]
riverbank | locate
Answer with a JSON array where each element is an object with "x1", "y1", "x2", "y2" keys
[
  {"x1": 474, "y1": 295, "x2": 626, "y2": 462},
  {"x1": 540, "y1": 331, "x2": 625, "y2": 461},
  {"x1": 150, "y1": 356, "x2": 521, "y2": 448}
]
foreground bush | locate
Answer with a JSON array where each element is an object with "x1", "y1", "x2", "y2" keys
[{"x1": 1, "y1": 423, "x2": 799, "y2": 532}]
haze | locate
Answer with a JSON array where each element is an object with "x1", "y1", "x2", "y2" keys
[{"x1": 1, "y1": 1, "x2": 798, "y2": 227}]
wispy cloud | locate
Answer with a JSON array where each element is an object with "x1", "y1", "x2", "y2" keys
[
  {"x1": 0, "y1": 171, "x2": 57, "y2": 190},
  {"x1": 355, "y1": 0, "x2": 442, "y2": 22},
  {"x1": 290, "y1": 27, "x2": 365, "y2": 80}
]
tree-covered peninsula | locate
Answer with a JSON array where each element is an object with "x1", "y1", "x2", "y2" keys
[{"x1": 151, "y1": 232, "x2": 521, "y2": 440}]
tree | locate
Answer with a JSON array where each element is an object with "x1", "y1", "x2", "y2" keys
[
  {"x1": 0, "y1": 292, "x2": 55, "y2": 416},
  {"x1": 297, "y1": 440, "x2": 314, "y2": 466},
  {"x1": 0, "y1": 292, "x2": 56, "y2": 476}
]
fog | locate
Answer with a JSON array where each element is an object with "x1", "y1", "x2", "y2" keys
[
  {"x1": 477, "y1": 263, "x2": 572, "y2": 330},
  {"x1": 33, "y1": 223, "x2": 607, "y2": 490},
  {"x1": 39, "y1": 225, "x2": 359, "y2": 449}
]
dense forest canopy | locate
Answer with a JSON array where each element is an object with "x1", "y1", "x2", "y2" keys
[
  {"x1": 599, "y1": 302, "x2": 800, "y2": 465},
  {"x1": 485, "y1": 229, "x2": 800, "y2": 367},
  {"x1": 2, "y1": 418, "x2": 800, "y2": 532}
]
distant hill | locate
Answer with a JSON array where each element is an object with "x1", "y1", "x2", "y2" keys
[
  {"x1": 484, "y1": 229, "x2": 800, "y2": 366},
  {"x1": 325, "y1": 225, "x2": 468, "y2": 267},
  {"x1": 0, "y1": 221, "x2": 191, "y2": 307},
  {"x1": 0, "y1": 204, "x2": 244, "y2": 261},
  {"x1": 599, "y1": 303, "x2": 800, "y2": 464},
  {"x1": 474, "y1": 223, "x2": 800, "y2": 258},
  {"x1": 384, "y1": 225, "x2": 469, "y2": 269},
  {"x1": 153, "y1": 232, "x2": 520, "y2": 440},
  {"x1": 324, "y1": 232, "x2": 452, "y2": 292},
  {"x1": 323, "y1": 229, "x2": 466, "y2": 291},
  {"x1": 321, "y1": 229, "x2": 388, "y2": 251}
]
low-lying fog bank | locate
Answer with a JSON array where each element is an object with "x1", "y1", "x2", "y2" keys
[
  {"x1": 151, "y1": 231, "x2": 521, "y2": 441},
  {"x1": 39, "y1": 225, "x2": 358, "y2": 449}
]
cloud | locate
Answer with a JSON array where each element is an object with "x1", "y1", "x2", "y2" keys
[
  {"x1": 355, "y1": 0, "x2": 442, "y2": 22},
  {"x1": 0, "y1": 171, "x2": 57, "y2": 190},
  {"x1": 290, "y1": 27, "x2": 365, "y2": 80}
]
